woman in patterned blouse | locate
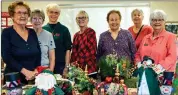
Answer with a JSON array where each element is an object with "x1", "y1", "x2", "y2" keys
[
  {"x1": 97, "y1": 10, "x2": 136, "y2": 64},
  {"x1": 71, "y1": 10, "x2": 97, "y2": 77}
]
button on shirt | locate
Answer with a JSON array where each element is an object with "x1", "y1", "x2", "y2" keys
[
  {"x1": 1, "y1": 26, "x2": 41, "y2": 72},
  {"x1": 135, "y1": 30, "x2": 177, "y2": 72},
  {"x1": 37, "y1": 29, "x2": 56, "y2": 66},
  {"x1": 97, "y1": 29, "x2": 136, "y2": 62}
]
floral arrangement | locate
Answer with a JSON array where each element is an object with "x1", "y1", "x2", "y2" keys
[
  {"x1": 98, "y1": 54, "x2": 138, "y2": 88},
  {"x1": 67, "y1": 65, "x2": 96, "y2": 94}
]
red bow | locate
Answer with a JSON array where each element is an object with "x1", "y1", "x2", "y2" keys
[{"x1": 36, "y1": 66, "x2": 48, "y2": 74}]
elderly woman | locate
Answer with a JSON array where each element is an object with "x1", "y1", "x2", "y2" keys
[
  {"x1": 97, "y1": 10, "x2": 136, "y2": 80},
  {"x1": 30, "y1": 9, "x2": 55, "y2": 72},
  {"x1": 43, "y1": 4, "x2": 72, "y2": 75},
  {"x1": 128, "y1": 9, "x2": 153, "y2": 49},
  {"x1": 97, "y1": 10, "x2": 136, "y2": 63},
  {"x1": 71, "y1": 10, "x2": 97, "y2": 76},
  {"x1": 1, "y1": 1, "x2": 41, "y2": 84},
  {"x1": 135, "y1": 10, "x2": 177, "y2": 95}
]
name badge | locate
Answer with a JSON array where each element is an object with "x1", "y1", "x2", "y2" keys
[{"x1": 144, "y1": 43, "x2": 148, "y2": 46}]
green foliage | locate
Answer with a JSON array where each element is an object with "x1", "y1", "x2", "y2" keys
[
  {"x1": 172, "y1": 62, "x2": 178, "y2": 94},
  {"x1": 124, "y1": 77, "x2": 138, "y2": 88},
  {"x1": 98, "y1": 54, "x2": 138, "y2": 88},
  {"x1": 98, "y1": 54, "x2": 131, "y2": 78},
  {"x1": 67, "y1": 66, "x2": 95, "y2": 93}
]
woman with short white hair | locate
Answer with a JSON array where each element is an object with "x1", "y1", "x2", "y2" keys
[{"x1": 135, "y1": 9, "x2": 177, "y2": 95}]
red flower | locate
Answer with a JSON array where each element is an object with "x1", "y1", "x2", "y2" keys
[{"x1": 48, "y1": 88, "x2": 54, "y2": 95}]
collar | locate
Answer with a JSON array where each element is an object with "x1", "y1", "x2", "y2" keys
[{"x1": 146, "y1": 29, "x2": 167, "y2": 40}]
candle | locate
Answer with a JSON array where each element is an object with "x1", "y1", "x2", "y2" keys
[{"x1": 116, "y1": 64, "x2": 119, "y2": 72}]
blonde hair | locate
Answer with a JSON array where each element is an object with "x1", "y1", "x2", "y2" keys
[
  {"x1": 76, "y1": 10, "x2": 89, "y2": 20},
  {"x1": 46, "y1": 3, "x2": 60, "y2": 12}
]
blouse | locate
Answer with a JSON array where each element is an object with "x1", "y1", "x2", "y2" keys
[
  {"x1": 71, "y1": 28, "x2": 97, "y2": 73},
  {"x1": 97, "y1": 29, "x2": 136, "y2": 63}
]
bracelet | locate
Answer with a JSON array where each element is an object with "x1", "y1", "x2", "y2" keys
[{"x1": 65, "y1": 65, "x2": 69, "y2": 68}]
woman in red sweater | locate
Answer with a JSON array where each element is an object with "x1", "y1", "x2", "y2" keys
[
  {"x1": 71, "y1": 10, "x2": 97, "y2": 78},
  {"x1": 128, "y1": 9, "x2": 153, "y2": 50}
]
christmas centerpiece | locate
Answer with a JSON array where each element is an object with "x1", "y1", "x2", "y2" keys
[
  {"x1": 98, "y1": 54, "x2": 138, "y2": 88},
  {"x1": 97, "y1": 64, "x2": 128, "y2": 95},
  {"x1": 25, "y1": 66, "x2": 64, "y2": 95},
  {"x1": 67, "y1": 65, "x2": 96, "y2": 95}
]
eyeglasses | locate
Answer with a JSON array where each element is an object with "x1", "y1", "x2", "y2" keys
[
  {"x1": 48, "y1": 11, "x2": 59, "y2": 15},
  {"x1": 14, "y1": 11, "x2": 28, "y2": 16},
  {"x1": 152, "y1": 19, "x2": 164, "y2": 22},
  {"x1": 32, "y1": 17, "x2": 43, "y2": 22},
  {"x1": 76, "y1": 16, "x2": 87, "y2": 20}
]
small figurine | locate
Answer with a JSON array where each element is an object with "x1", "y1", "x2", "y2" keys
[{"x1": 134, "y1": 56, "x2": 161, "y2": 95}]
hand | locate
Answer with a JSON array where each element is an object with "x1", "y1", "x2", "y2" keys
[
  {"x1": 21, "y1": 68, "x2": 36, "y2": 80},
  {"x1": 63, "y1": 67, "x2": 68, "y2": 78}
]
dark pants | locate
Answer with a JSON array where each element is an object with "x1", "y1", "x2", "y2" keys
[{"x1": 53, "y1": 62, "x2": 65, "y2": 75}]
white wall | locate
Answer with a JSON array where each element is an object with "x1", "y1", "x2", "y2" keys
[
  {"x1": 2, "y1": 1, "x2": 178, "y2": 40},
  {"x1": 150, "y1": 1, "x2": 178, "y2": 22}
]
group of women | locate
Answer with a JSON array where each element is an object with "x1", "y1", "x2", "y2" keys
[{"x1": 1, "y1": 1, "x2": 177, "y2": 91}]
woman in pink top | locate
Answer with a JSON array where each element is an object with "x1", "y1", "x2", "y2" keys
[
  {"x1": 135, "y1": 10, "x2": 177, "y2": 72},
  {"x1": 135, "y1": 9, "x2": 177, "y2": 94},
  {"x1": 128, "y1": 9, "x2": 153, "y2": 49}
]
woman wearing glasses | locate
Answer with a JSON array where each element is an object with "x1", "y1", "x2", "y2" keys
[
  {"x1": 71, "y1": 10, "x2": 97, "y2": 78},
  {"x1": 135, "y1": 10, "x2": 177, "y2": 95},
  {"x1": 1, "y1": 1, "x2": 41, "y2": 84},
  {"x1": 30, "y1": 9, "x2": 55, "y2": 72}
]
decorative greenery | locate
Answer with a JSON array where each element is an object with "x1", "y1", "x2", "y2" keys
[
  {"x1": 99, "y1": 54, "x2": 131, "y2": 78},
  {"x1": 98, "y1": 54, "x2": 138, "y2": 88},
  {"x1": 172, "y1": 62, "x2": 178, "y2": 94},
  {"x1": 67, "y1": 66, "x2": 95, "y2": 93}
]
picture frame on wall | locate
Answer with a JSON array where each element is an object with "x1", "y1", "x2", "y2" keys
[{"x1": 165, "y1": 21, "x2": 178, "y2": 35}]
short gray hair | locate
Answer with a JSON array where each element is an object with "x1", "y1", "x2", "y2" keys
[
  {"x1": 150, "y1": 9, "x2": 167, "y2": 22},
  {"x1": 46, "y1": 3, "x2": 60, "y2": 12},
  {"x1": 30, "y1": 9, "x2": 45, "y2": 22},
  {"x1": 131, "y1": 9, "x2": 144, "y2": 17}
]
